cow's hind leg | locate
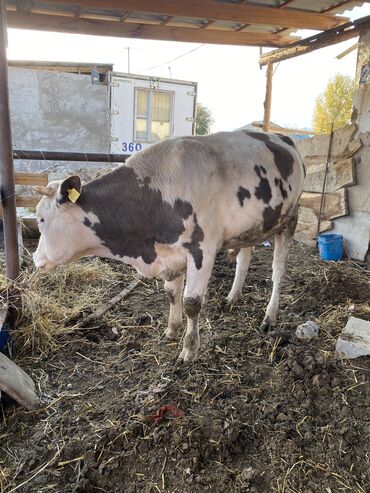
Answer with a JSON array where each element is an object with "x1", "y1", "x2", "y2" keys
[
  {"x1": 261, "y1": 212, "x2": 297, "y2": 331},
  {"x1": 226, "y1": 247, "x2": 253, "y2": 305},
  {"x1": 164, "y1": 275, "x2": 184, "y2": 340},
  {"x1": 178, "y1": 251, "x2": 216, "y2": 363}
]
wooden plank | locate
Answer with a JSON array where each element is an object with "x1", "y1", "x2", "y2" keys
[
  {"x1": 80, "y1": 280, "x2": 140, "y2": 326},
  {"x1": 6, "y1": 12, "x2": 296, "y2": 47},
  {"x1": 294, "y1": 220, "x2": 333, "y2": 246},
  {"x1": 15, "y1": 195, "x2": 41, "y2": 208},
  {"x1": 0, "y1": 196, "x2": 41, "y2": 218},
  {"x1": 37, "y1": 0, "x2": 348, "y2": 31},
  {"x1": 298, "y1": 207, "x2": 318, "y2": 224},
  {"x1": 296, "y1": 125, "x2": 360, "y2": 161},
  {"x1": 252, "y1": 121, "x2": 320, "y2": 135},
  {"x1": 15, "y1": 172, "x2": 48, "y2": 186},
  {"x1": 263, "y1": 63, "x2": 273, "y2": 132},
  {"x1": 0, "y1": 352, "x2": 39, "y2": 410},
  {"x1": 260, "y1": 17, "x2": 368, "y2": 66},
  {"x1": 299, "y1": 189, "x2": 348, "y2": 221},
  {"x1": 304, "y1": 158, "x2": 356, "y2": 193}
]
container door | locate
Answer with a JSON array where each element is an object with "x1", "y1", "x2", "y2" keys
[{"x1": 110, "y1": 76, "x2": 135, "y2": 155}]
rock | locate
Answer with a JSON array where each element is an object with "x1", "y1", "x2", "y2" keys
[
  {"x1": 238, "y1": 466, "x2": 256, "y2": 481},
  {"x1": 295, "y1": 321, "x2": 320, "y2": 339},
  {"x1": 336, "y1": 316, "x2": 370, "y2": 359}
]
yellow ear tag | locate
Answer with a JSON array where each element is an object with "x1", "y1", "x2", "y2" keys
[{"x1": 67, "y1": 188, "x2": 80, "y2": 203}]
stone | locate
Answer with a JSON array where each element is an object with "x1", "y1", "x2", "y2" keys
[
  {"x1": 336, "y1": 316, "x2": 370, "y2": 359},
  {"x1": 295, "y1": 320, "x2": 320, "y2": 339}
]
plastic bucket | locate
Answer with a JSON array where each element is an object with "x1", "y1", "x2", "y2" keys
[{"x1": 318, "y1": 234, "x2": 343, "y2": 261}]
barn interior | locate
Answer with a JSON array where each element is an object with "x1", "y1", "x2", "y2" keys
[{"x1": 1, "y1": 2, "x2": 370, "y2": 492}]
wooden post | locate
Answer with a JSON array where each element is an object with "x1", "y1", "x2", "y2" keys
[
  {"x1": 0, "y1": 0, "x2": 20, "y2": 280},
  {"x1": 263, "y1": 62, "x2": 273, "y2": 132}
]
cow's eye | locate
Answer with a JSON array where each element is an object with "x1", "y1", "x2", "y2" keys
[{"x1": 40, "y1": 218, "x2": 45, "y2": 223}]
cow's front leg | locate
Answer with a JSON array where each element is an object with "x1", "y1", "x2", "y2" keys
[
  {"x1": 178, "y1": 252, "x2": 215, "y2": 363},
  {"x1": 226, "y1": 247, "x2": 253, "y2": 305},
  {"x1": 164, "y1": 275, "x2": 184, "y2": 340}
]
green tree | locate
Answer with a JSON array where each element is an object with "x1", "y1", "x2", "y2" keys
[
  {"x1": 195, "y1": 102, "x2": 214, "y2": 135},
  {"x1": 312, "y1": 74, "x2": 356, "y2": 134}
]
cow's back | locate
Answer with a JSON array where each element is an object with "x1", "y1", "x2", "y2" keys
[{"x1": 127, "y1": 130, "x2": 304, "y2": 247}]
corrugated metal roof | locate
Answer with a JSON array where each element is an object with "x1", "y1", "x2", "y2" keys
[{"x1": 5, "y1": 1, "x2": 367, "y2": 47}]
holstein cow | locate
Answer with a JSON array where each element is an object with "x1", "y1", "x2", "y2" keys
[{"x1": 33, "y1": 130, "x2": 305, "y2": 362}]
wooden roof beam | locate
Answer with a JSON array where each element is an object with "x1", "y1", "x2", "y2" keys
[
  {"x1": 275, "y1": 0, "x2": 356, "y2": 35},
  {"x1": 6, "y1": 11, "x2": 298, "y2": 46},
  {"x1": 260, "y1": 16, "x2": 370, "y2": 66},
  {"x1": 39, "y1": 0, "x2": 349, "y2": 31}
]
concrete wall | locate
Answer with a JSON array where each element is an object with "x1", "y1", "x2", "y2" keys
[
  {"x1": 8, "y1": 67, "x2": 112, "y2": 182},
  {"x1": 321, "y1": 29, "x2": 370, "y2": 261}
]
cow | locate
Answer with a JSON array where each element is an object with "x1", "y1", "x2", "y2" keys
[{"x1": 33, "y1": 129, "x2": 305, "y2": 362}]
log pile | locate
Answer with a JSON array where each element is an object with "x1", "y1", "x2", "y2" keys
[{"x1": 294, "y1": 124, "x2": 361, "y2": 246}]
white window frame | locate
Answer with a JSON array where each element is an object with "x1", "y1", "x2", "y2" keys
[{"x1": 134, "y1": 88, "x2": 174, "y2": 143}]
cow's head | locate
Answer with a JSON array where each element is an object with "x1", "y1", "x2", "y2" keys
[{"x1": 33, "y1": 176, "x2": 99, "y2": 271}]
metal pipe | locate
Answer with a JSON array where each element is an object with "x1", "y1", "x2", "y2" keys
[
  {"x1": 317, "y1": 124, "x2": 335, "y2": 242},
  {"x1": 0, "y1": 0, "x2": 20, "y2": 280},
  {"x1": 13, "y1": 150, "x2": 130, "y2": 163}
]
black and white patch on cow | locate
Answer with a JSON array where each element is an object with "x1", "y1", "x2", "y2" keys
[{"x1": 33, "y1": 129, "x2": 305, "y2": 362}]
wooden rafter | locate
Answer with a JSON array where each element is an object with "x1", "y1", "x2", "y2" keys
[
  {"x1": 275, "y1": 0, "x2": 355, "y2": 35},
  {"x1": 321, "y1": 1, "x2": 355, "y2": 14},
  {"x1": 260, "y1": 16, "x2": 370, "y2": 65},
  {"x1": 6, "y1": 11, "x2": 298, "y2": 46},
  {"x1": 36, "y1": 0, "x2": 348, "y2": 30}
]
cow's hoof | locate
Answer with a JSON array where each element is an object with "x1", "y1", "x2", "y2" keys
[
  {"x1": 225, "y1": 292, "x2": 241, "y2": 307},
  {"x1": 260, "y1": 317, "x2": 275, "y2": 333},
  {"x1": 160, "y1": 335, "x2": 177, "y2": 345},
  {"x1": 177, "y1": 348, "x2": 197, "y2": 364},
  {"x1": 162, "y1": 332, "x2": 179, "y2": 342},
  {"x1": 164, "y1": 324, "x2": 183, "y2": 341},
  {"x1": 221, "y1": 297, "x2": 238, "y2": 312}
]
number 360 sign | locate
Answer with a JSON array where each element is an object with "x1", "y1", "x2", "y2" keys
[{"x1": 122, "y1": 142, "x2": 143, "y2": 152}]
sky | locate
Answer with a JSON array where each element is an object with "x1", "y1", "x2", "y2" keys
[{"x1": 6, "y1": 4, "x2": 370, "y2": 133}]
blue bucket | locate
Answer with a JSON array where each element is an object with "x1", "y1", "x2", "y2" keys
[{"x1": 318, "y1": 234, "x2": 343, "y2": 261}]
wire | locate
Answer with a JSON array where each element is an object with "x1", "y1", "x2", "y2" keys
[{"x1": 138, "y1": 44, "x2": 205, "y2": 73}]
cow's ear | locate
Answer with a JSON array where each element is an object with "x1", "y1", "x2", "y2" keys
[{"x1": 59, "y1": 176, "x2": 82, "y2": 204}]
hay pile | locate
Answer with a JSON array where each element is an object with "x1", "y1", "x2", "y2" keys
[{"x1": 0, "y1": 256, "x2": 134, "y2": 355}]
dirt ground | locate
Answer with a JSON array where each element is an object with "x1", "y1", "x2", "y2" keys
[{"x1": 1, "y1": 242, "x2": 369, "y2": 493}]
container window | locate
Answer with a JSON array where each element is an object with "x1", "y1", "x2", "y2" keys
[{"x1": 134, "y1": 88, "x2": 173, "y2": 143}]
